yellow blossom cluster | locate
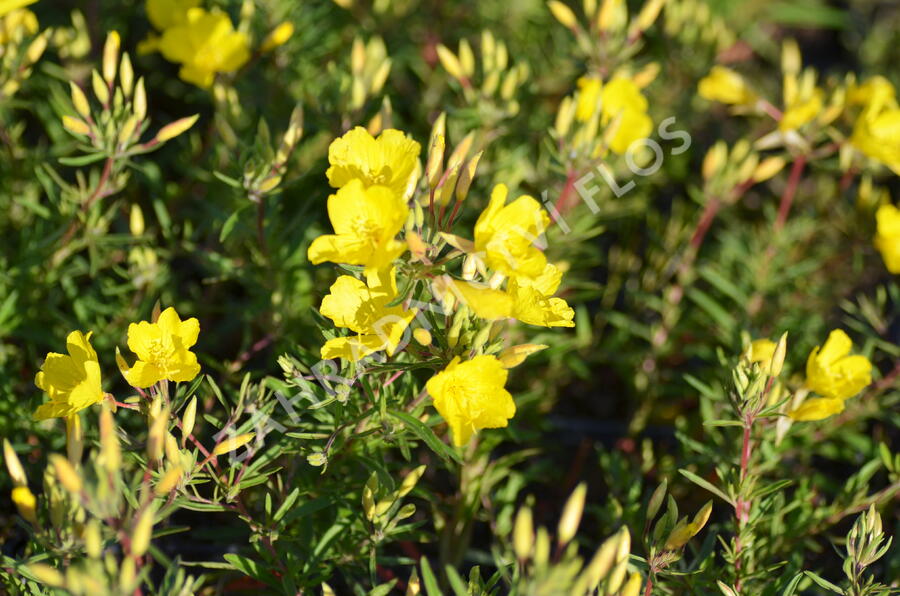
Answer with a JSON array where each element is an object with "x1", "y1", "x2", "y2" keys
[
  {"x1": 33, "y1": 307, "x2": 201, "y2": 421},
  {"x1": 308, "y1": 123, "x2": 574, "y2": 446}
]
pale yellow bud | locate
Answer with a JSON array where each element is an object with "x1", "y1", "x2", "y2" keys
[
  {"x1": 770, "y1": 332, "x2": 787, "y2": 377},
  {"x1": 456, "y1": 151, "x2": 482, "y2": 202},
  {"x1": 632, "y1": 0, "x2": 665, "y2": 34},
  {"x1": 413, "y1": 328, "x2": 432, "y2": 346},
  {"x1": 548, "y1": 1, "x2": 579, "y2": 29},
  {"x1": 513, "y1": 505, "x2": 534, "y2": 560},
  {"x1": 62, "y1": 115, "x2": 91, "y2": 136},
  {"x1": 737, "y1": 153, "x2": 760, "y2": 184},
  {"x1": 102, "y1": 32, "x2": 120, "y2": 84},
  {"x1": 91, "y1": 69, "x2": 109, "y2": 106},
  {"x1": 156, "y1": 115, "x2": 199, "y2": 143},
  {"x1": 66, "y1": 414, "x2": 84, "y2": 464},
  {"x1": 99, "y1": 407, "x2": 120, "y2": 474},
  {"x1": 398, "y1": 465, "x2": 426, "y2": 497},
  {"x1": 447, "y1": 132, "x2": 475, "y2": 170},
  {"x1": 407, "y1": 231, "x2": 427, "y2": 261},
  {"x1": 621, "y1": 572, "x2": 643, "y2": 596},
  {"x1": 213, "y1": 433, "x2": 254, "y2": 456},
  {"x1": 370, "y1": 60, "x2": 391, "y2": 95},
  {"x1": 436, "y1": 44, "x2": 465, "y2": 82},
  {"x1": 85, "y1": 519, "x2": 102, "y2": 558},
  {"x1": 164, "y1": 432, "x2": 180, "y2": 464},
  {"x1": 781, "y1": 38, "x2": 801, "y2": 76},
  {"x1": 534, "y1": 527, "x2": 551, "y2": 567},
  {"x1": 437, "y1": 163, "x2": 460, "y2": 206},
  {"x1": 363, "y1": 473, "x2": 377, "y2": 520},
  {"x1": 753, "y1": 156, "x2": 786, "y2": 183},
  {"x1": 70, "y1": 82, "x2": 90, "y2": 119},
  {"x1": 119, "y1": 557, "x2": 136, "y2": 591},
  {"x1": 702, "y1": 141, "x2": 727, "y2": 180},
  {"x1": 26, "y1": 563, "x2": 64, "y2": 588},
  {"x1": 119, "y1": 53, "x2": 134, "y2": 97},
  {"x1": 498, "y1": 344, "x2": 549, "y2": 368},
  {"x1": 554, "y1": 96, "x2": 576, "y2": 137},
  {"x1": 131, "y1": 507, "x2": 154, "y2": 557},
  {"x1": 49, "y1": 454, "x2": 82, "y2": 494},
  {"x1": 134, "y1": 77, "x2": 147, "y2": 121},
  {"x1": 261, "y1": 22, "x2": 294, "y2": 52},
  {"x1": 598, "y1": 0, "x2": 625, "y2": 31},
  {"x1": 581, "y1": 532, "x2": 619, "y2": 586},
  {"x1": 458, "y1": 39, "x2": 475, "y2": 77},
  {"x1": 557, "y1": 482, "x2": 587, "y2": 545},
  {"x1": 693, "y1": 500, "x2": 713, "y2": 531},
  {"x1": 351, "y1": 37, "x2": 366, "y2": 74},
  {"x1": 3, "y1": 439, "x2": 27, "y2": 487},
  {"x1": 181, "y1": 397, "x2": 197, "y2": 446},
  {"x1": 118, "y1": 114, "x2": 138, "y2": 147},
  {"x1": 155, "y1": 465, "x2": 183, "y2": 495},
  {"x1": 25, "y1": 32, "x2": 49, "y2": 64},
  {"x1": 425, "y1": 134, "x2": 445, "y2": 189},
  {"x1": 462, "y1": 254, "x2": 477, "y2": 281}
]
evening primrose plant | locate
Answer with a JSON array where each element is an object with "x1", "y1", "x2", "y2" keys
[{"x1": 1, "y1": 0, "x2": 899, "y2": 594}]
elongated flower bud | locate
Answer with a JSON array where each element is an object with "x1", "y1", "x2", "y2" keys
[
  {"x1": 213, "y1": 433, "x2": 254, "y2": 456},
  {"x1": 155, "y1": 115, "x2": 199, "y2": 143}
]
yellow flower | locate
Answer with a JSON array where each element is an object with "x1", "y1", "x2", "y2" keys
[
  {"x1": 0, "y1": 0, "x2": 36, "y2": 18},
  {"x1": 450, "y1": 264, "x2": 574, "y2": 327},
  {"x1": 507, "y1": 264, "x2": 575, "y2": 327},
  {"x1": 34, "y1": 331, "x2": 103, "y2": 421},
  {"x1": 425, "y1": 355, "x2": 516, "y2": 446},
  {"x1": 575, "y1": 76, "x2": 602, "y2": 122},
  {"x1": 158, "y1": 8, "x2": 250, "y2": 88},
  {"x1": 146, "y1": 0, "x2": 200, "y2": 31},
  {"x1": 326, "y1": 127, "x2": 421, "y2": 199},
  {"x1": 123, "y1": 307, "x2": 201, "y2": 388},
  {"x1": 852, "y1": 106, "x2": 900, "y2": 175},
  {"x1": 846, "y1": 76, "x2": 896, "y2": 108},
  {"x1": 307, "y1": 179, "x2": 409, "y2": 270},
  {"x1": 319, "y1": 268, "x2": 417, "y2": 361},
  {"x1": 779, "y1": 88, "x2": 823, "y2": 131},
  {"x1": 746, "y1": 338, "x2": 776, "y2": 373},
  {"x1": 805, "y1": 329, "x2": 872, "y2": 401},
  {"x1": 0, "y1": 7, "x2": 37, "y2": 44},
  {"x1": 788, "y1": 396, "x2": 845, "y2": 422},
  {"x1": 698, "y1": 66, "x2": 756, "y2": 106},
  {"x1": 474, "y1": 184, "x2": 550, "y2": 279},
  {"x1": 874, "y1": 203, "x2": 900, "y2": 273},
  {"x1": 600, "y1": 78, "x2": 653, "y2": 154}
]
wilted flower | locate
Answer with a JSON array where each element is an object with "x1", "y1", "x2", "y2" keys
[
  {"x1": 426, "y1": 355, "x2": 516, "y2": 446},
  {"x1": 326, "y1": 126, "x2": 421, "y2": 199},
  {"x1": 158, "y1": 8, "x2": 250, "y2": 88},
  {"x1": 34, "y1": 331, "x2": 103, "y2": 420},
  {"x1": 307, "y1": 179, "x2": 409, "y2": 271},
  {"x1": 123, "y1": 307, "x2": 201, "y2": 388},
  {"x1": 874, "y1": 203, "x2": 900, "y2": 273}
]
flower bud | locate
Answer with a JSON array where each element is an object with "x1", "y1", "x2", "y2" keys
[
  {"x1": 102, "y1": 31, "x2": 120, "y2": 84},
  {"x1": 181, "y1": 397, "x2": 197, "y2": 446},
  {"x1": 3, "y1": 439, "x2": 27, "y2": 487},
  {"x1": 62, "y1": 115, "x2": 91, "y2": 137},
  {"x1": 131, "y1": 507, "x2": 154, "y2": 557},
  {"x1": 398, "y1": 465, "x2": 426, "y2": 498},
  {"x1": 49, "y1": 454, "x2": 82, "y2": 494},
  {"x1": 513, "y1": 505, "x2": 534, "y2": 561},
  {"x1": 12, "y1": 486, "x2": 38, "y2": 524},
  {"x1": 213, "y1": 433, "x2": 254, "y2": 456},
  {"x1": 557, "y1": 482, "x2": 586, "y2": 546},
  {"x1": 548, "y1": 1, "x2": 579, "y2": 29},
  {"x1": 436, "y1": 45, "x2": 465, "y2": 82},
  {"x1": 70, "y1": 82, "x2": 91, "y2": 119},
  {"x1": 155, "y1": 115, "x2": 199, "y2": 143},
  {"x1": 66, "y1": 414, "x2": 84, "y2": 464}
]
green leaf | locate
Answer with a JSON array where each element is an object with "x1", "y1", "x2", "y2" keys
[
  {"x1": 388, "y1": 409, "x2": 461, "y2": 464},
  {"x1": 219, "y1": 204, "x2": 252, "y2": 242},
  {"x1": 802, "y1": 571, "x2": 843, "y2": 593},
  {"x1": 59, "y1": 153, "x2": 108, "y2": 167},
  {"x1": 419, "y1": 557, "x2": 442, "y2": 596},
  {"x1": 679, "y1": 469, "x2": 733, "y2": 505}
]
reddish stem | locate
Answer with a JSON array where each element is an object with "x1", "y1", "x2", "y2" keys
[{"x1": 774, "y1": 156, "x2": 806, "y2": 232}]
